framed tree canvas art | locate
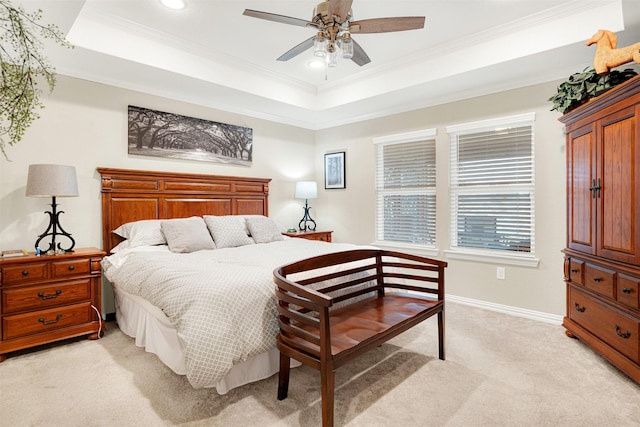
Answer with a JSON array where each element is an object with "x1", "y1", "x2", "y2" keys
[
  {"x1": 127, "y1": 105, "x2": 252, "y2": 165},
  {"x1": 324, "y1": 152, "x2": 345, "y2": 189}
]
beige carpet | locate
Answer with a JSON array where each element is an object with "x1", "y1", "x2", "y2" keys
[{"x1": 0, "y1": 302, "x2": 638, "y2": 426}]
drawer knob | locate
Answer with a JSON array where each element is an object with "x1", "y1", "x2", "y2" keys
[
  {"x1": 38, "y1": 290, "x2": 62, "y2": 300},
  {"x1": 38, "y1": 314, "x2": 62, "y2": 325},
  {"x1": 571, "y1": 269, "x2": 579, "y2": 273},
  {"x1": 22, "y1": 270, "x2": 29, "y2": 276},
  {"x1": 622, "y1": 287, "x2": 632, "y2": 294},
  {"x1": 593, "y1": 277, "x2": 603, "y2": 283},
  {"x1": 574, "y1": 302, "x2": 586, "y2": 313},
  {"x1": 68, "y1": 265, "x2": 75, "y2": 271},
  {"x1": 615, "y1": 325, "x2": 631, "y2": 339}
]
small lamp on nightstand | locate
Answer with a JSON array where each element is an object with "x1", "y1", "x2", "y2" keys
[
  {"x1": 295, "y1": 181, "x2": 317, "y2": 232},
  {"x1": 26, "y1": 164, "x2": 79, "y2": 254}
]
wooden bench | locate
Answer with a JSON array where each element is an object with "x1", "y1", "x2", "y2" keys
[{"x1": 273, "y1": 249, "x2": 447, "y2": 427}]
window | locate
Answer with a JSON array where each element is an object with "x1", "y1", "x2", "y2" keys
[
  {"x1": 447, "y1": 113, "x2": 537, "y2": 266},
  {"x1": 373, "y1": 129, "x2": 437, "y2": 253}
]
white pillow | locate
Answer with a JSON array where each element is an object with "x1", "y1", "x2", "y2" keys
[
  {"x1": 113, "y1": 219, "x2": 166, "y2": 248},
  {"x1": 246, "y1": 216, "x2": 285, "y2": 244},
  {"x1": 110, "y1": 239, "x2": 132, "y2": 253},
  {"x1": 204, "y1": 215, "x2": 255, "y2": 248},
  {"x1": 240, "y1": 215, "x2": 287, "y2": 235},
  {"x1": 161, "y1": 217, "x2": 216, "y2": 253}
]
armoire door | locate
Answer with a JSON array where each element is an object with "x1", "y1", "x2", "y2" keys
[
  {"x1": 596, "y1": 105, "x2": 640, "y2": 265},
  {"x1": 567, "y1": 124, "x2": 596, "y2": 255}
]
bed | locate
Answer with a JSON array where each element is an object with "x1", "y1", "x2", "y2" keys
[{"x1": 97, "y1": 168, "x2": 366, "y2": 393}]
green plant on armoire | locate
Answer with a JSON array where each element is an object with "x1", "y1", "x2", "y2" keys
[
  {"x1": 0, "y1": 0, "x2": 72, "y2": 160},
  {"x1": 548, "y1": 67, "x2": 637, "y2": 115}
]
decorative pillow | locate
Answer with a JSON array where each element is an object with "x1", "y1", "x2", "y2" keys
[
  {"x1": 113, "y1": 219, "x2": 166, "y2": 248},
  {"x1": 240, "y1": 215, "x2": 287, "y2": 235},
  {"x1": 161, "y1": 217, "x2": 216, "y2": 253},
  {"x1": 240, "y1": 215, "x2": 265, "y2": 235},
  {"x1": 204, "y1": 215, "x2": 255, "y2": 248},
  {"x1": 246, "y1": 216, "x2": 285, "y2": 244}
]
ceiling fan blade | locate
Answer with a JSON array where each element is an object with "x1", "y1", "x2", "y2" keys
[
  {"x1": 243, "y1": 9, "x2": 316, "y2": 28},
  {"x1": 277, "y1": 37, "x2": 315, "y2": 61},
  {"x1": 349, "y1": 17, "x2": 425, "y2": 34},
  {"x1": 351, "y1": 38, "x2": 371, "y2": 66},
  {"x1": 328, "y1": 0, "x2": 353, "y2": 21}
]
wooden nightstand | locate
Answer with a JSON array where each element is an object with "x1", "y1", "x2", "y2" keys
[
  {"x1": 0, "y1": 247, "x2": 105, "y2": 361},
  {"x1": 283, "y1": 230, "x2": 333, "y2": 242}
]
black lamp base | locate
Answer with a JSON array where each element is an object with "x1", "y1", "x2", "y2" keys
[
  {"x1": 298, "y1": 199, "x2": 316, "y2": 232},
  {"x1": 35, "y1": 196, "x2": 76, "y2": 254}
]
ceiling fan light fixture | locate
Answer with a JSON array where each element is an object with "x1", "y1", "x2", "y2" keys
[
  {"x1": 243, "y1": 3, "x2": 425, "y2": 70},
  {"x1": 340, "y1": 33, "x2": 353, "y2": 59},
  {"x1": 160, "y1": 0, "x2": 185, "y2": 10},
  {"x1": 313, "y1": 33, "x2": 328, "y2": 57},
  {"x1": 327, "y1": 47, "x2": 339, "y2": 68}
]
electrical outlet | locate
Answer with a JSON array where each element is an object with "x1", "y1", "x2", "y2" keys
[{"x1": 496, "y1": 266, "x2": 506, "y2": 280}]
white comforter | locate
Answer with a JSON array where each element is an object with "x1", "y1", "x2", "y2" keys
[{"x1": 101, "y1": 238, "x2": 363, "y2": 388}]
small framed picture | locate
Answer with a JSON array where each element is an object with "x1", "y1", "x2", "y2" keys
[{"x1": 324, "y1": 152, "x2": 346, "y2": 189}]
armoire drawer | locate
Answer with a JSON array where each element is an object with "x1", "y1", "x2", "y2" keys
[
  {"x1": 618, "y1": 274, "x2": 640, "y2": 310},
  {"x1": 568, "y1": 259, "x2": 585, "y2": 285},
  {"x1": 585, "y1": 264, "x2": 616, "y2": 299},
  {"x1": 2, "y1": 279, "x2": 92, "y2": 314},
  {"x1": 2, "y1": 302, "x2": 93, "y2": 340},
  {"x1": 569, "y1": 286, "x2": 639, "y2": 362}
]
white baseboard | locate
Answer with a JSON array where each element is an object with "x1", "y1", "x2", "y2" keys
[{"x1": 446, "y1": 294, "x2": 564, "y2": 325}]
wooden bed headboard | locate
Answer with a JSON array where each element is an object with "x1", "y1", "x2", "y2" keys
[{"x1": 97, "y1": 168, "x2": 271, "y2": 253}]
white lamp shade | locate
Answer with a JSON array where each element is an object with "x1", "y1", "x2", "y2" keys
[
  {"x1": 26, "y1": 164, "x2": 79, "y2": 197},
  {"x1": 294, "y1": 181, "x2": 318, "y2": 199}
]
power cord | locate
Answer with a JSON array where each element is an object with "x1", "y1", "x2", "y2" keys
[{"x1": 91, "y1": 304, "x2": 102, "y2": 339}]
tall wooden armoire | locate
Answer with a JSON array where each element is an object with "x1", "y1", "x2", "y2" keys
[{"x1": 560, "y1": 75, "x2": 640, "y2": 383}]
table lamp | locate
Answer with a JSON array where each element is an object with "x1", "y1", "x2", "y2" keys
[
  {"x1": 295, "y1": 181, "x2": 317, "y2": 231},
  {"x1": 26, "y1": 164, "x2": 79, "y2": 254}
]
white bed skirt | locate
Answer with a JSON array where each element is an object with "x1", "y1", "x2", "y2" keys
[{"x1": 113, "y1": 286, "x2": 289, "y2": 394}]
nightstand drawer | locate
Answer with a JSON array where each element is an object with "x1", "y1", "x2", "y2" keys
[
  {"x1": 2, "y1": 279, "x2": 92, "y2": 314},
  {"x1": 283, "y1": 230, "x2": 333, "y2": 242},
  {"x1": 2, "y1": 302, "x2": 93, "y2": 340},
  {"x1": 1, "y1": 263, "x2": 48, "y2": 285},
  {"x1": 52, "y1": 259, "x2": 90, "y2": 278},
  {"x1": 569, "y1": 286, "x2": 639, "y2": 362},
  {"x1": 585, "y1": 263, "x2": 616, "y2": 299},
  {"x1": 311, "y1": 234, "x2": 331, "y2": 242}
]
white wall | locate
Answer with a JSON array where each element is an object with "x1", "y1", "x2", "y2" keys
[
  {"x1": 0, "y1": 75, "x2": 317, "y2": 313},
  {"x1": 0, "y1": 75, "x2": 317, "y2": 253},
  {"x1": 0, "y1": 75, "x2": 569, "y2": 318},
  {"x1": 314, "y1": 80, "x2": 568, "y2": 317}
]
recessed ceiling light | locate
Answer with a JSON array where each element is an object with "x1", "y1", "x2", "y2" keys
[
  {"x1": 160, "y1": 0, "x2": 185, "y2": 10},
  {"x1": 308, "y1": 60, "x2": 325, "y2": 69}
]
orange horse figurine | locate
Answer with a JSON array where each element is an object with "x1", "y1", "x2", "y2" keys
[{"x1": 586, "y1": 29, "x2": 640, "y2": 74}]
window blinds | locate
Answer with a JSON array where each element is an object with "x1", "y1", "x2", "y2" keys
[
  {"x1": 375, "y1": 138, "x2": 436, "y2": 246},
  {"x1": 449, "y1": 116, "x2": 535, "y2": 253}
]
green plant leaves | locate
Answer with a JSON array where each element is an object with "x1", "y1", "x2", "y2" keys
[
  {"x1": 0, "y1": 1, "x2": 73, "y2": 160},
  {"x1": 549, "y1": 67, "x2": 638, "y2": 114}
]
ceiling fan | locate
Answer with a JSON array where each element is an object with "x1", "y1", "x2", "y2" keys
[{"x1": 243, "y1": 0, "x2": 425, "y2": 67}]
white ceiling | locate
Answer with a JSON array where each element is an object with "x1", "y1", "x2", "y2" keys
[{"x1": 21, "y1": 0, "x2": 640, "y2": 129}]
